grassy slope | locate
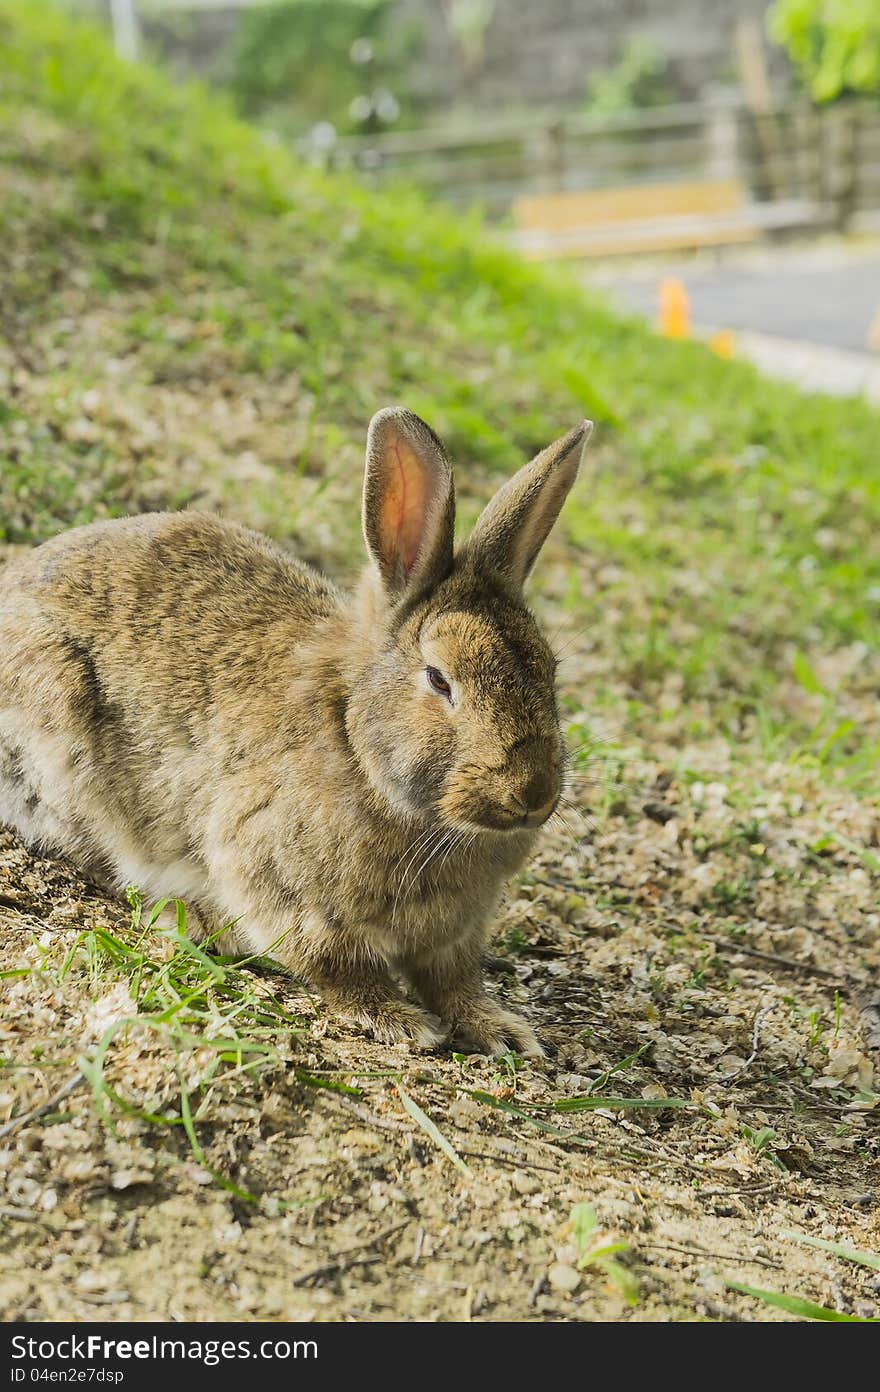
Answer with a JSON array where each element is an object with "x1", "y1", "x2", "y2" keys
[{"x1": 1, "y1": 2, "x2": 878, "y2": 794}]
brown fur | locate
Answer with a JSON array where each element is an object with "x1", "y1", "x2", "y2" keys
[{"x1": 0, "y1": 409, "x2": 592, "y2": 1054}]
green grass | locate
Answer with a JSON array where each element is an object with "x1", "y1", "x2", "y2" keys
[
  {"x1": 27, "y1": 893, "x2": 305, "y2": 1197},
  {"x1": 782, "y1": 1231, "x2": 880, "y2": 1272},
  {"x1": 725, "y1": 1282, "x2": 878, "y2": 1322},
  {"x1": 570, "y1": 1202, "x2": 640, "y2": 1307},
  {"x1": 0, "y1": 0, "x2": 877, "y2": 776},
  {"x1": 396, "y1": 1084, "x2": 472, "y2": 1175}
]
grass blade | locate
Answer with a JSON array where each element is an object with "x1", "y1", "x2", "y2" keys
[
  {"x1": 828, "y1": 830, "x2": 880, "y2": 875},
  {"x1": 464, "y1": 1087, "x2": 589, "y2": 1140},
  {"x1": 398, "y1": 1084, "x2": 471, "y2": 1175},
  {"x1": 162, "y1": 931, "x2": 225, "y2": 981},
  {"x1": 549, "y1": 1095, "x2": 693, "y2": 1112},
  {"x1": 177, "y1": 1066, "x2": 258, "y2": 1203},
  {"x1": 726, "y1": 1281, "x2": 877, "y2": 1321},
  {"x1": 781, "y1": 1231, "x2": 880, "y2": 1272},
  {"x1": 78, "y1": 1017, "x2": 137, "y2": 1126},
  {"x1": 296, "y1": 1069, "x2": 363, "y2": 1097},
  {"x1": 587, "y1": 1043, "x2": 651, "y2": 1095}
]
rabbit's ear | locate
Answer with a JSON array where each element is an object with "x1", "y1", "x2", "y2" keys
[
  {"x1": 363, "y1": 407, "x2": 455, "y2": 598},
  {"x1": 465, "y1": 421, "x2": 592, "y2": 587}
]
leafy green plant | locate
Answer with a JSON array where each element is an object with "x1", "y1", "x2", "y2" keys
[
  {"x1": 712, "y1": 878, "x2": 754, "y2": 907},
  {"x1": 769, "y1": 0, "x2": 880, "y2": 101},
  {"x1": 807, "y1": 1007, "x2": 825, "y2": 1049},
  {"x1": 583, "y1": 1043, "x2": 651, "y2": 1096},
  {"x1": 495, "y1": 1050, "x2": 524, "y2": 1089},
  {"x1": 503, "y1": 923, "x2": 529, "y2": 954},
  {"x1": 570, "y1": 1203, "x2": 639, "y2": 1306},
  {"x1": 585, "y1": 37, "x2": 675, "y2": 114},
  {"x1": 224, "y1": 0, "x2": 414, "y2": 135},
  {"x1": 742, "y1": 1124, "x2": 785, "y2": 1168}
]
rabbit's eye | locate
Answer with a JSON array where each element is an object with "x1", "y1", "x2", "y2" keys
[{"x1": 426, "y1": 666, "x2": 452, "y2": 700}]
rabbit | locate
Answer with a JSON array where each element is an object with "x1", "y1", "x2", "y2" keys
[{"x1": 0, "y1": 407, "x2": 592, "y2": 1055}]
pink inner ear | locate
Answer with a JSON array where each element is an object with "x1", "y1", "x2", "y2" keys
[{"x1": 381, "y1": 440, "x2": 429, "y2": 575}]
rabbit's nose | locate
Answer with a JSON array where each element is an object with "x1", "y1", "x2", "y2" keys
[
  {"x1": 523, "y1": 793, "x2": 558, "y2": 827},
  {"x1": 519, "y1": 764, "x2": 558, "y2": 819}
]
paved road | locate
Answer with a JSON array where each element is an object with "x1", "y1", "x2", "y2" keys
[{"x1": 598, "y1": 253, "x2": 880, "y2": 352}]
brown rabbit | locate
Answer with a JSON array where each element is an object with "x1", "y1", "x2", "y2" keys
[{"x1": 0, "y1": 408, "x2": 591, "y2": 1055}]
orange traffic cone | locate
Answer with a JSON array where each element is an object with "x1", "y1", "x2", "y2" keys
[
  {"x1": 709, "y1": 329, "x2": 735, "y2": 359},
  {"x1": 658, "y1": 278, "x2": 691, "y2": 339}
]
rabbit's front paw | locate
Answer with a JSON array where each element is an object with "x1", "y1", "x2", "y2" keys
[
  {"x1": 337, "y1": 998, "x2": 445, "y2": 1050},
  {"x1": 451, "y1": 1002, "x2": 544, "y2": 1058}
]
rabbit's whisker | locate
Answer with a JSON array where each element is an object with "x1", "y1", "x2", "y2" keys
[
  {"x1": 420, "y1": 826, "x2": 460, "y2": 878},
  {"x1": 551, "y1": 806, "x2": 577, "y2": 840},
  {"x1": 403, "y1": 827, "x2": 459, "y2": 907},
  {"x1": 389, "y1": 824, "x2": 446, "y2": 928},
  {"x1": 410, "y1": 826, "x2": 454, "y2": 880},
  {"x1": 551, "y1": 624, "x2": 592, "y2": 662},
  {"x1": 391, "y1": 823, "x2": 438, "y2": 878},
  {"x1": 564, "y1": 740, "x2": 618, "y2": 761},
  {"x1": 438, "y1": 827, "x2": 469, "y2": 875},
  {"x1": 547, "y1": 815, "x2": 581, "y2": 858},
  {"x1": 557, "y1": 796, "x2": 598, "y2": 837},
  {"x1": 396, "y1": 823, "x2": 454, "y2": 903},
  {"x1": 563, "y1": 722, "x2": 625, "y2": 753},
  {"x1": 435, "y1": 829, "x2": 460, "y2": 875}
]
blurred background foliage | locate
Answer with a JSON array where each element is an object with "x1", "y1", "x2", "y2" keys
[
  {"x1": 584, "y1": 37, "x2": 676, "y2": 115},
  {"x1": 769, "y1": 0, "x2": 880, "y2": 102},
  {"x1": 223, "y1": 0, "x2": 420, "y2": 137},
  {"x1": 65, "y1": 1, "x2": 880, "y2": 138},
  {"x1": 67, "y1": 1, "x2": 880, "y2": 139}
]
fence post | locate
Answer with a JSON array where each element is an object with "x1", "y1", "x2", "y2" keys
[
  {"x1": 795, "y1": 101, "x2": 822, "y2": 209},
  {"x1": 707, "y1": 102, "x2": 738, "y2": 181},
  {"x1": 844, "y1": 102, "x2": 860, "y2": 226},
  {"x1": 824, "y1": 101, "x2": 859, "y2": 229},
  {"x1": 109, "y1": 0, "x2": 140, "y2": 62},
  {"x1": 541, "y1": 119, "x2": 566, "y2": 193}
]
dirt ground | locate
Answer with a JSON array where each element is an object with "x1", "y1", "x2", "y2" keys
[{"x1": 2, "y1": 688, "x2": 878, "y2": 1322}]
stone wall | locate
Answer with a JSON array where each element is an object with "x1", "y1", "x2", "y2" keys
[
  {"x1": 395, "y1": 0, "x2": 786, "y2": 109},
  {"x1": 133, "y1": 0, "x2": 788, "y2": 110}
]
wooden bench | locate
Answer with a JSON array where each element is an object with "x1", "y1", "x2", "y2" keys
[{"x1": 512, "y1": 178, "x2": 812, "y2": 259}]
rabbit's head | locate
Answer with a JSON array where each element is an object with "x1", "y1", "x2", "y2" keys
[{"x1": 345, "y1": 408, "x2": 592, "y2": 833}]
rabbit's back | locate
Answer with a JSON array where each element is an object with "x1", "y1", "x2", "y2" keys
[
  {"x1": 0, "y1": 512, "x2": 342, "y2": 889},
  {"x1": 1, "y1": 510, "x2": 338, "y2": 651}
]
